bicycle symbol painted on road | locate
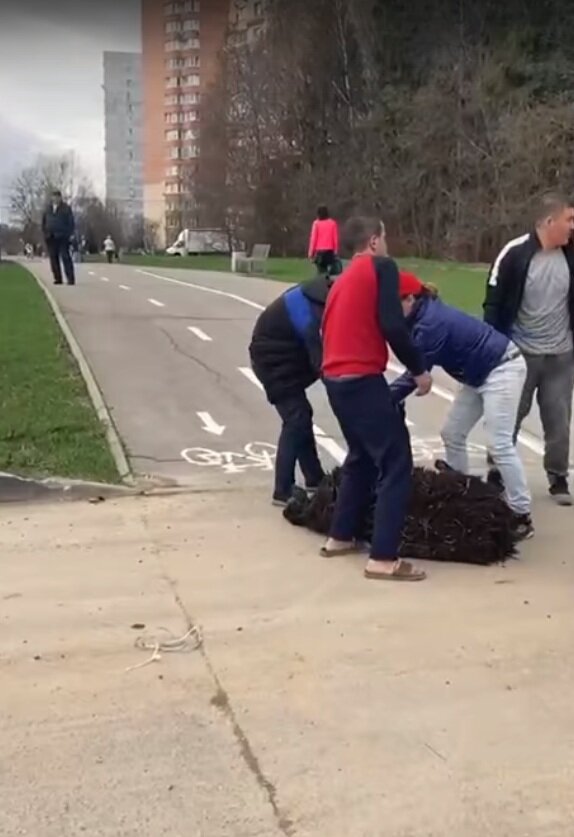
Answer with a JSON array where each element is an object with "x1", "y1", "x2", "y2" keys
[
  {"x1": 181, "y1": 442, "x2": 277, "y2": 474},
  {"x1": 410, "y1": 436, "x2": 487, "y2": 462},
  {"x1": 180, "y1": 437, "x2": 487, "y2": 474}
]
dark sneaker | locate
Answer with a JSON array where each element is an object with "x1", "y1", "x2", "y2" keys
[
  {"x1": 549, "y1": 476, "x2": 572, "y2": 506},
  {"x1": 486, "y1": 468, "x2": 505, "y2": 493},
  {"x1": 513, "y1": 514, "x2": 535, "y2": 541}
]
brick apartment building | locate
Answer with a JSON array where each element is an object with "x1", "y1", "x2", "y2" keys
[{"x1": 141, "y1": 0, "x2": 266, "y2": 246}]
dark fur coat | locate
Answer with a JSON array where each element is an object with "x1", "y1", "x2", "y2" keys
[{"x1": 283, "y1": 465, "x2": 519, "y2": 565}]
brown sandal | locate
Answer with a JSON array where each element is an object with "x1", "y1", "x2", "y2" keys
[{"x1": 364, "y1": 559, "x2": 427, "y2": 582}]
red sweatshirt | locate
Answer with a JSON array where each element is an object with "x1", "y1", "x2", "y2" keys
[
  {"x1": 308, "y1": 218, "x2": 339, "y2": 258},
  {"x1": 322, "y1": 255, "x2": 426, "y2": 378}
]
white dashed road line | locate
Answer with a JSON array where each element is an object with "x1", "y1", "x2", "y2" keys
[
  {"x1": 119, "y1": 284, "x2": 131, "y2": 291},
  {"x1": 238, "y1": 366, "x2": 263, "y2": 390},
  {"x1": 101, "y1": 276, "x2": 109, "y2": 282},
  {"x1": 88, "y1": 271, "x2": 95, "y2": 276},
  {"x1": 148, "y1": 298, "x2": 165, "y2": 308},
  {"x1": 187, "y1": 326, "x2": 212, "y2": 342}
]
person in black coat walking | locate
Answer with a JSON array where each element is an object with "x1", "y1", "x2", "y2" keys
[
  {"x1": 42, "y1": 190, "x2": 76, "y2": 285},
  {"x1": 249, "y1": 275, "x2": 332, "y2": 505}
]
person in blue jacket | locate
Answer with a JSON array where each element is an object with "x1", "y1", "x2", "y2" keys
[
  {"x1": 390, "y1": 272, "x2": 534, "y2": 539},
  {"x1": 249, "y1": 275, "x2": 331, "y2": 505}
]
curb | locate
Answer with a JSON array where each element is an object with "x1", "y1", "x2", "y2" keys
[{"x1": 30, "y1": 268, "x2": 135, "y2": 486}]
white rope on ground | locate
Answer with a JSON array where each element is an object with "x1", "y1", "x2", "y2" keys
[{"x1": 125, "y1": 624, "x2": 203, "y2": 672}]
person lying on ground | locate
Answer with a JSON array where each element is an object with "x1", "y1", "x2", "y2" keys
[
  {"x1": 390, "y1": 273, "x2": 533, "y2": 540},
  {"x1": 320, "y1": 216, "x2": 432, "y2": 582},
  {"x1": 483, "y1": 190, "x2": 574, "y2": 506},
  {"x1": 249, "y1": 274, "x2": 332, "y2": 506}
]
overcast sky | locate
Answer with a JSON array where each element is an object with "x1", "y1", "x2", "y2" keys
[{"x1": 0, "y1": 0, "x2": 141, "y2": 211}]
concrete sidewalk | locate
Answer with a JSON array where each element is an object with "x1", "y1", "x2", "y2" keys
[{"x1": 1, "y1": 484, "x2": 573, "y2": 836}]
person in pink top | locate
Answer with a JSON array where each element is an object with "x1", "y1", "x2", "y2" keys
[{"x1": 308, "y1": 205, "x2": 340, "y2": 276}]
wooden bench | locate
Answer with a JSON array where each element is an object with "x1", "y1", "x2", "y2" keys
[{"x1": 234, "y1": 243, "x2": 271, "y2": 275}]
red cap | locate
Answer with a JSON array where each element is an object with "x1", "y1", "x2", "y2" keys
[{"x1": 398, "y1": 271, "x2": 423, "y2": 298}]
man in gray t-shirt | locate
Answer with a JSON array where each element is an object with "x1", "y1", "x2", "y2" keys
[{"x1": 484, "y1": 191, "x2": 574, "y2": 504}]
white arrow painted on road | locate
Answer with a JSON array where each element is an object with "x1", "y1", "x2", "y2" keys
[{"x1": 197, "y1": 411, "x2": 226, "y2": 436}]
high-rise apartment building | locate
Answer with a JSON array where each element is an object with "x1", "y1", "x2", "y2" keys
[
  {"x1": 103, "y1": 52, "x2": 143, "y2": 218},
  {"x1": 141, "y1": 0, "x2": 230, "y2": 246}
]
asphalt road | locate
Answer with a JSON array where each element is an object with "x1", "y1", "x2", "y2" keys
[{"x1": 30, "y1": 259, "x2": 543, "y2": 490}]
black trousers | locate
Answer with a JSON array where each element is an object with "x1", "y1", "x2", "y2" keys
[
  {"x1": 46, "y1": 237, "x2": 75, "y2": 285},
  {"x1": 273, "y1": 392, "x2": 325, "y2": 501},
  {"x1": 314, "y1": 250, "x2": 336, "y2": 275}
]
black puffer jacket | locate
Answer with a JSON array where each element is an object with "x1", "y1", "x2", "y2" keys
[{"x1": 249, "y1": 275, "x2": 331, "y2": 404}]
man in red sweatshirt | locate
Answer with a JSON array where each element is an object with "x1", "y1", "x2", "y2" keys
[{"x1": 321, "y1": 217, "x2": 432, "y2": 581}]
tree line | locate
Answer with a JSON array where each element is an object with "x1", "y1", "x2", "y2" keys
[
  {"x1": 198, "y1": 0, "x2": 574, "y2": 261},
  {"x1": 6, "y1": 153, "x2": 159, "y2": 256}
]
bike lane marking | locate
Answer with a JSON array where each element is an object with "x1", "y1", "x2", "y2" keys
[{"x1": 134, "y1": 268, "x2": 545, "y2": 461}]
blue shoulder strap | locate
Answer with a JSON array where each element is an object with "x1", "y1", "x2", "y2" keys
[{"x1": 284, "y1": 286, "x2": 313, "y2": 339}]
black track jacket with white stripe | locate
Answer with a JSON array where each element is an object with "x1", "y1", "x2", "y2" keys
[{"x1": 482, "y1": 232, "x2": 574, "y2": 337}]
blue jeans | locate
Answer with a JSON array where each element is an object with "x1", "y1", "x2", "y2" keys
[
  {"x1": 273, "y1": 393, "x2": 324, "y2": 501},
  {"x1": 442, "y1": 354, "x2": 531, "y2": 514},
  {"x1": 325, "y1": 375, "x2": 413, "y2": 560}
]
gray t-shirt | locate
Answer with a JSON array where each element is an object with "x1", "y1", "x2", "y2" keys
[{"x1": 512, "y1": 248, "x2": 573, "y2": 355}]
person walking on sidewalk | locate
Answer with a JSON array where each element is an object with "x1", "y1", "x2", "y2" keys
[
  {"x1": 483, "y1": 191, "x2": 574, "y2": 505},
  {"x1": 320, "y1": 217, "x2": 432, "y2": 582},
  {"x1": 391, "y1": 273, "x2": 533, "y2": 539},
  {"x1": 41, "y1": 190, "x2": 76, "y2": 286},
  {"x1": 308, "y1": 205, "x2": 340, "y2": 277},
  {"x1": 249, "y1": 274, "x2": 332, "y2": 505},
  {"x1": 103, "y1": 234, "x2": 116, "y2": 264}
]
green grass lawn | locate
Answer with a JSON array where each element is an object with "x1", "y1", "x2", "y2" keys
[
  {"x1": 0, "y1": 262, "x2": 119, "y2": 482},
  {"x1": 87, "y1": 253, "x2": 487, "y2": 314}
]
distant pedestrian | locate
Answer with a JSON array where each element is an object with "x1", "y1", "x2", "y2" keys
[
  {"x1": 308, "y1": 205, "x2": 340, "y2": 277},
  {"x1": 103, "y1": 234, "x2": 116, "y2": 264},
  {"x1": 41, "y1": 190, "x2": 76, "y2": 286},
  {"x1": 483, "y1": 191, "x2": 574, "y2": 505},
  {"x1": 24, "y1": 243, "x2": 33, "y2": 260}
]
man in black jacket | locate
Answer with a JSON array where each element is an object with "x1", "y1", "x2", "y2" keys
[
  {"x1": 249, "y1": 275, "x2": 331, "y2": 505},
  {"x1": 42, "y1": 190, "x2": 76, "y2": 285},
  {"x1": 483, "y1": 191, "x2": 574, "y2": 504}
]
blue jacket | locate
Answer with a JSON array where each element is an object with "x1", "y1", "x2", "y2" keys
[
  {"x1": 390, "y1": 296, "x2": 510, "y2": 402},
  {"x1": 249, "y1": 275, "x2": 330, "y2": 403}
]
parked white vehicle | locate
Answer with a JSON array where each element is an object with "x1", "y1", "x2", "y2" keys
[{"x1": 166, "y1": 228, "x2": 231, "y2": 256}]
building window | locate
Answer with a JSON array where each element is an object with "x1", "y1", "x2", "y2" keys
[
  {"x1": 166, "y1": 76, "x2": 179, "y2": 88},
  {"x1": 165, "y1": 40, "x2": 180, "y2": 52},
  {"x1": 254, "y1": 1, "x2": 263, "y2": 16},
  {"x1": 165, "y1": 20, "x2": 181, "y2": 34},
  {"x1": 181, "y1": 144, "x2": 199, "y2": 158},
  {"x1": 184, "y1": 0, "x2": 200, "y2": 11},
  {"x1": 182, "y1": 74, "x2": 200, "y2": 87},
  {"x1": 180, "y1": 92, "x2": 200, "y2": 105},
  {"x1": 184, "y1": 55, "x2": 200, "y2": 68},
  {"x1": 183, "y1": 128, "x2": 199, "y2": 140},
  {"x1": 166, "y1": 165, "x2": 179, "y2": 177},
  {"x1": 166, "y1": 129, "x2": 180, "y2": 140},
  {"x1": 168, "y1": 146, "x2": 181, "y2": 159},
  {"x1": 182, "y1": 37, "x2": 200, "y2": 50},
  {"x1": 164, "y1": 94, "x2": 178, "y2": 105},
  {"x1": 182, "y1": 18, "x2": 200, "y2": 32},
  {"x1": 181, "y1": 110, "x2": 198, "y2": 122}
]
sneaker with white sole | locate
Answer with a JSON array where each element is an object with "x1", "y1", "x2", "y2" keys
[
  {"x1": 549, "y1": 476, "x2": 573, "y2": 506},
  {"x1": 513, "y1": 513, "x2": 535, "y2": 541}
]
